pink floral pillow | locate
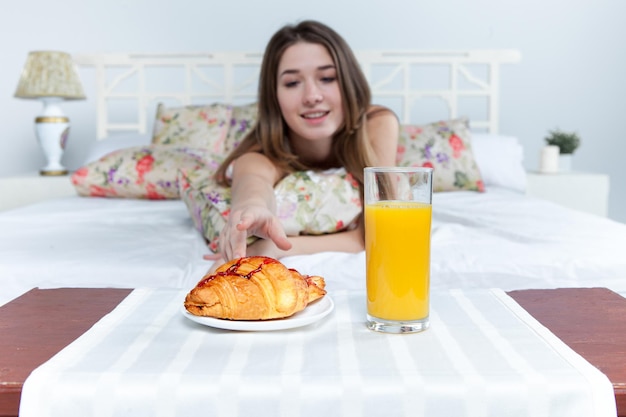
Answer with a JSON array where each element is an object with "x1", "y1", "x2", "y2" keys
[
  {"x1": 178, "y1": 168, "x2": 361, "y2": 252},
  {"x1": 72, "y1": 102, "x2": 258, "y2": 200},
  {"x1": 71, "y1": 145, "x2": 210, "y2": 199},
  {"x1": 396, "y1": 117, "x2": 484, "y2": 192},
  {"x1": 152, "y1": 102, "x2": 257, "y2": 155}
]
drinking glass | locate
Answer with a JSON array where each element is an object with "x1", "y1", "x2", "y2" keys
[{"x1": 364, "y1": 167, "x2": 433, "y2": 333}]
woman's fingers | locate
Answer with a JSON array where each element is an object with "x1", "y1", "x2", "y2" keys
[
  {"x1": 268, "y1": 220, "x2": 292, "y2": 251},
  {"x1": 203, "y1": 252, "x2": 222, "y2": 260},
  {"x1": 218, "y1": 208, "x2": 290, "y2": 260},
  {"x1": 220, "y1": 228, "x2": 247, "y2": 261}
]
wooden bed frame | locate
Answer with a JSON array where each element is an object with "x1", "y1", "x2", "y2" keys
[{"x1": 73, "y1": 50, "x2": 520, "y2": 139}]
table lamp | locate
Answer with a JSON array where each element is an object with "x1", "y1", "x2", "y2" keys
[{"x1": 14, "y1": 51, "x2": 86, "y2": 176}]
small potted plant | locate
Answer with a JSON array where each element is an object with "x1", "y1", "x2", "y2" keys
[{"x1": 544, "y1": 129, "x2": 581, "y2": 171}]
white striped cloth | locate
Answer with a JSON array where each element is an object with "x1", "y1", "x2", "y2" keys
[{"x1": 19, "y1": 288, "x2": 616, "y2": 417}]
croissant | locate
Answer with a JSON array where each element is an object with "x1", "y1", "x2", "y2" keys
[{"x1": 184, "y1": 256, "x2": 327, "y2": 320}]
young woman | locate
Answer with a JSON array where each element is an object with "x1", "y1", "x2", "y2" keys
[{"x1": 208, "y1": 20, "x2": 399, "y2": 263}]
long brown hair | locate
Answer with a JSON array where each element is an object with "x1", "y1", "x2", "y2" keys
[{"x1": 215, "y1": 20, "x2": 376, "y2": 190}]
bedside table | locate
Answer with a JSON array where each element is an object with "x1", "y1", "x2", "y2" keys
[
  {"x1": 0, "y1": 172, "x2": 76, "y2": 211},
  {"x1": 526, "y1": 171, "x2": 610, "y2": 217}
]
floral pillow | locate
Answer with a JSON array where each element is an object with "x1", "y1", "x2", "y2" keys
[
  {"x1": 72, "y1": 102, "x2": 258, "y2": 200},
  {"x1": 178, "y1": 168, "x2": 361, "y2": 253},
  {"x1": 152, "y1": 102, "x2": 257, "y2": 155},
  {"x1": 223, "y1": 102, "x2": 258, "y2": 154},
  {"x1": 72, "y1": 145, "x2": 210, "y2": 199},
  {"x1": 396, "y1": 117, "x2": 484, "y2": 192}
]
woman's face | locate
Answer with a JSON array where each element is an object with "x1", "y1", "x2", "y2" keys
[{"x1": 276, "y1": 42, "x2": 344, "y2": 146}]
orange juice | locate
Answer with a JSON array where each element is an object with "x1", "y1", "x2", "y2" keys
[{"x1": 365, "y1": 201, "x2": 431, "y2": 321}]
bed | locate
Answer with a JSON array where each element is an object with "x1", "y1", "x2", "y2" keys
[
  {"x1": 2, "y1": 49, "x2": 626, "y2": 308},
  {"x1": 3, "y1": 49, "x2": 626, "y2": 417}
]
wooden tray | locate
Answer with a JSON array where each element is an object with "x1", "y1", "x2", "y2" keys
[{"x1": 1, "y1": 287, "x2": 624, "y2": 417}]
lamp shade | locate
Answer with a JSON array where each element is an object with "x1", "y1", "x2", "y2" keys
[{"x1": 14, "y1": 51, "x2": 85, "y2": 100}]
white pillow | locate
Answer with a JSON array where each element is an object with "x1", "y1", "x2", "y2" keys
[
  {"x1": 471, "y1": 133, "x2": 527, "y2": 193},
  {"x1": 84, "y1": 133, "x2": 152, "y2": 164}
]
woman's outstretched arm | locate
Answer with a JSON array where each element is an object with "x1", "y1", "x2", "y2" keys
[{"x1": 216, "y1": 152, "x2": 291, "y2": 261}]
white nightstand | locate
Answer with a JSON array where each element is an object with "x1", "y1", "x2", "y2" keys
[
  {"x1": 526, "y1": 171, "x2": 610, "y2": 217},
  {"x1": 0, "y1": 172, "x2": 77, "y2": 211}
]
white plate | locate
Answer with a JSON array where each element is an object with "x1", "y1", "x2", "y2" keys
[{"x1": 181, "y1": 296, "x2": 334, "y2": 331}]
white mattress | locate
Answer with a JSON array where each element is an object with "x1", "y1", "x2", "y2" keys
[
  {"x1": 284, "y1": 189, "x2": 626, "y2": 295},
  {"x1": 0, "y1": 197, "x2": 211, "y2": 306},
  {"x1": 2, "y1": 188, "x2": 626, "y2": 307}
]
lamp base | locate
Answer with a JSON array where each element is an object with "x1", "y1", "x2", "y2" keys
[
  {"x1": 35, "y1": 114, "x2": 70, "y2": 177},
  {"x1": 40, "y1": 169, "x2": 69, "y2": 176}
]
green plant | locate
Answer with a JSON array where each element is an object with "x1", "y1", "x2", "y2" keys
[{"x1": 544, "y1": 129, "x2": 581, "y2": 154}]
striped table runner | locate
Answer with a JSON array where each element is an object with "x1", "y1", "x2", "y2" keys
[{"x1": 20, "y1": 288, "x2": 616, "y2": 417}]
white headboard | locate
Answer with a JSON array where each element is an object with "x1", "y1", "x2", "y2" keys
[{"x1": 73, "y1": 49, "x2": 520, "y2": 140}]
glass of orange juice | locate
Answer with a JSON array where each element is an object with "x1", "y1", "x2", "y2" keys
[{"x1": 364, "y1": 167, "x2": 433, "y2": 333}]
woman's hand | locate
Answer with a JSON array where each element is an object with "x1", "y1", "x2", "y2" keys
[
  {"x1": 203, "y1": 235, "x2": 287, "y2": 274},
  {"x1": 218, "y1": 204, "x2": 291, "y2": 261},
  {"x1": 203, "y1": 152, "x2": 290, "y2": 262},
  {"x1": 203, "y1": 237, "x2": 282, "y2": 272}
]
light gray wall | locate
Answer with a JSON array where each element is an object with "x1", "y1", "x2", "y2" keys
[{"x1": 2, "y1": 0, "x2": 625, "y2": 222}]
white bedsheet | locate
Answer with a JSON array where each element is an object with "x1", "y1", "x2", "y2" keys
[
  {"x1": 282, "y1": 188, "x2": 626, "y2": 296},
  {"x1": 2, "y1": 188, "x2": 626, "y2": 307},
  {"x1": 0, "y1": 197, "x2": 211, "y2": 306}
]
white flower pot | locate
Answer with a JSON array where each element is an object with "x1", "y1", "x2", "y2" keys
[{"x1": 559, "y1": 154, "x2": 573, "y2": 172}]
